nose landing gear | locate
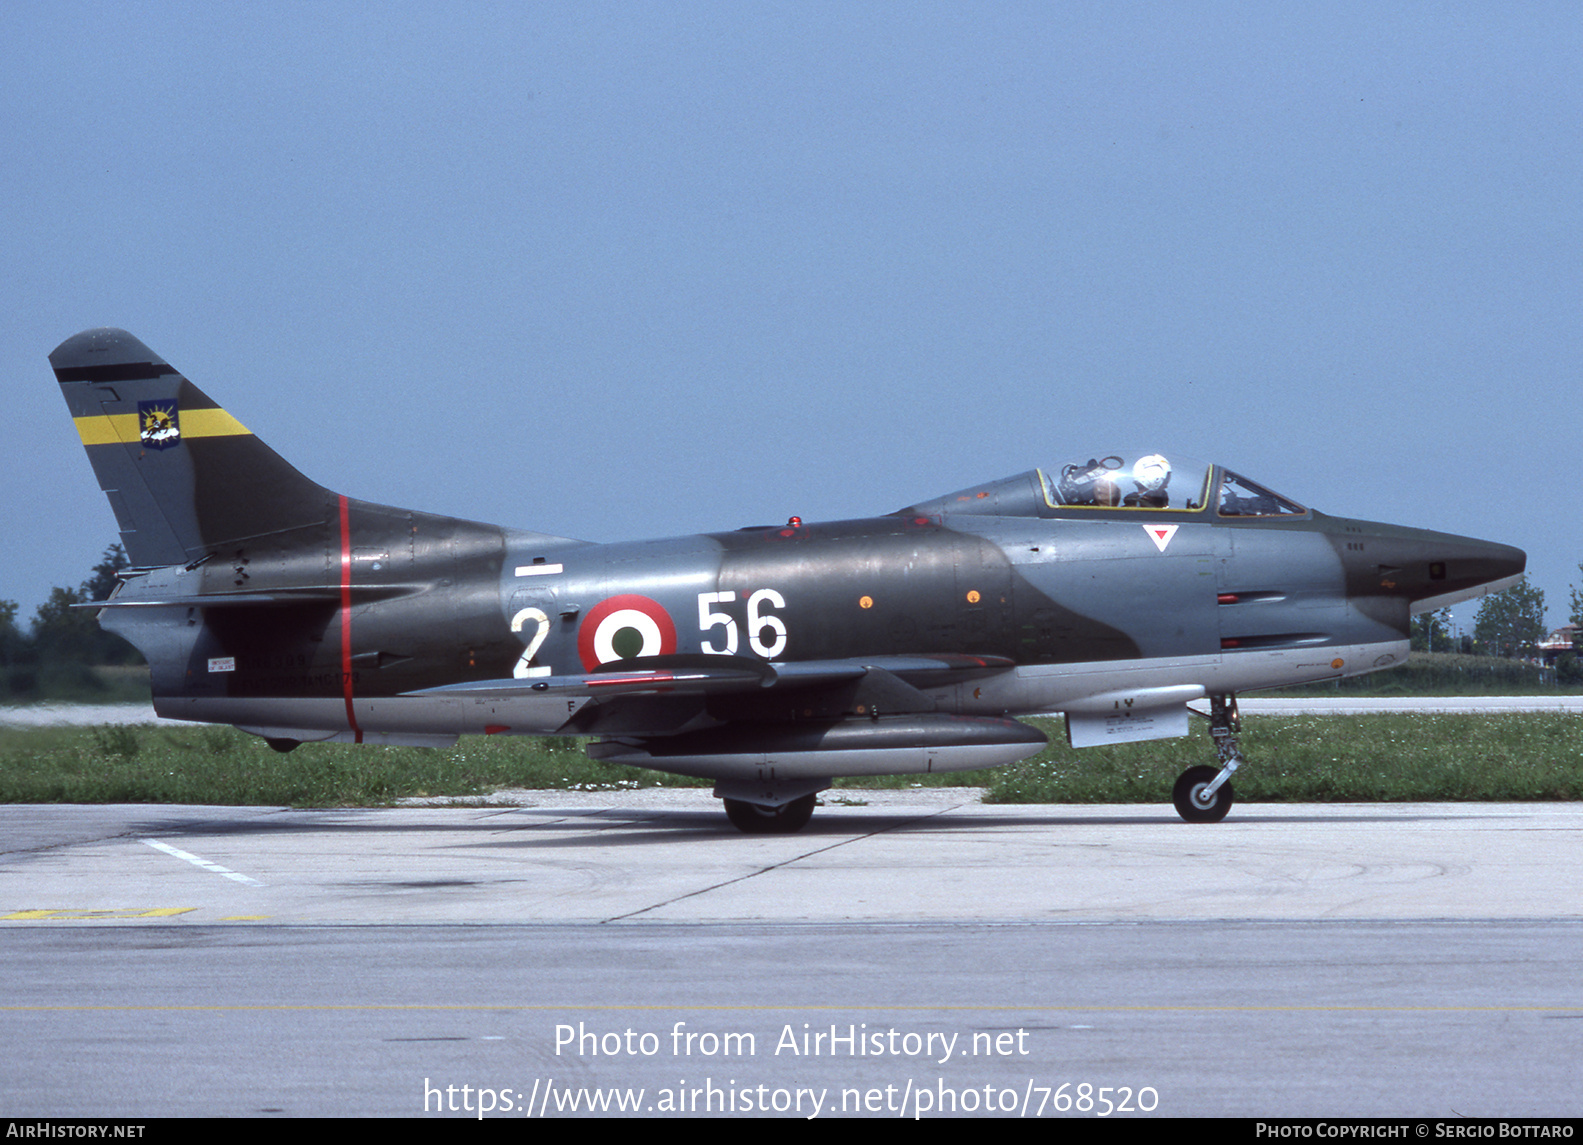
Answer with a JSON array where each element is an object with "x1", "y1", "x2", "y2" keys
[{"x1": 1174, "y1": 694, "x2": 1241, "y2": 823}]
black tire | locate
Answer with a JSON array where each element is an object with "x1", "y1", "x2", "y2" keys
[
  {"x1": 264, "y1": 737, "x2": 300, "y2": 753},
  {"x1": 723, "y1": 794, "x2": 817, "y2": 834},
  {"x1": 1173, "y1": 765, "x2": 1233, "y2": 823}
]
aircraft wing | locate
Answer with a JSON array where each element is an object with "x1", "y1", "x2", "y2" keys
[
  {"x1": 404, "y1": 652, "x2": 1016, "y2": 702},
  {"x1": 408, "y1": 660, "x2": 776, "y2": 700}
]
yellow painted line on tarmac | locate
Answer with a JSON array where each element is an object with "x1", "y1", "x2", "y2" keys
[
  {"x1": 3, "y1": 909, "x2": 271, "y2": 922},
  {"x1": 2, "y1": 908, "x2": 196, "y2": 921},
  {"x1": 2, "y1": 1003, "x2": 1580, "y2": 1013}
]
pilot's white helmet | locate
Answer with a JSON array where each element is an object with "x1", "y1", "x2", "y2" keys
[{"x1": 1134, "y1": 454, "x2": 1171, "y2": 494}]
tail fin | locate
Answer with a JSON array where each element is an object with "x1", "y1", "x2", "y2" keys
[{"x1": 52, "y1": 328, "x2": 334, "y2": 568}]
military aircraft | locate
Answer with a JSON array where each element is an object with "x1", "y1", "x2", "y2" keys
[{"x1": 53, "y1": 328, "x2": 1525, "y2": 832}]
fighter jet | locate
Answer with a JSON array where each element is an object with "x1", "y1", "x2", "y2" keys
[{"x1": 53, "y1": 329, "x2": 1525, "y2": 832}]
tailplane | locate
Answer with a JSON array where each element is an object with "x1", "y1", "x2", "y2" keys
[{"x1": 52, "y1": 328, "x2": 333, "y2": 568}]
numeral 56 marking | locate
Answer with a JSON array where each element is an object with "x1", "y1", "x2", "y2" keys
[{"x1": 697, "y1": 589, "x2": 787, "y2": 659}]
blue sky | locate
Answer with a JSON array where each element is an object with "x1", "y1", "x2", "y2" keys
[{"x1": 4, "y1": 3, "x2": 1578, "y2": 635}]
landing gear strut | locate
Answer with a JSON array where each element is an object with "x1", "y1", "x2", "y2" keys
[{"x1": 1174, "y1": 694, "x2": 1241, "y2": 823}]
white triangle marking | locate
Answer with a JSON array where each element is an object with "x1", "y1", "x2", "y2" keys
[{"x1": 1145, "y1": 524, "x2": 1178, "y2": 553}]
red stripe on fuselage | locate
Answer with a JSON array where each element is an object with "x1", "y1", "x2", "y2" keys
[{"x1": 339, "y1": 495, "x2": 362, "y2": 743}]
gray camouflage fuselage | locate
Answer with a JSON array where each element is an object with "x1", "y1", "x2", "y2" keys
[{"x1": 53, "y1": 328, "x2": 1525, "y2": 822}]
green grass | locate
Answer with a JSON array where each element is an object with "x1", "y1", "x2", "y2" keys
[
  {"x1": 0, "y1": 726, "x2": 707, "y2": 806},
  {"x1": 983, "y1": 714, "x2": 1583, "y2": 804},
  {"x1": 2, "y1": 712, "x2": 1581, "y2": 807}
]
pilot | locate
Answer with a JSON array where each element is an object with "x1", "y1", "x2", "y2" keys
[
  {"x1": 1057, "y1": 456, "x2": 1124, "y2": 506},
  {"x1": 1124, "y1": 454, "x2": 1172, "y2": 508}
]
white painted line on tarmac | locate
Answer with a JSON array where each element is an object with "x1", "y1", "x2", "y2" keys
[{"x1": 142, "y1": 839, "x2": 264, "y2": 886}]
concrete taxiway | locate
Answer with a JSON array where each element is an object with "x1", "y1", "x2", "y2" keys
[
  {"x1": 4, "y1": 792, "x2": 1582, "y2": 1118},
  {"x1": 5, "y1": 791, "x2": 1582, "y2": 924}
]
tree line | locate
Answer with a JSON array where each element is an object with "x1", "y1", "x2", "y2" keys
[
  {"x1": 1, "y1": 545, "x2": 142, "y2": 699},
  {"x1": 1414, "y1": 567, "x2": 1580, "y2": 684}
]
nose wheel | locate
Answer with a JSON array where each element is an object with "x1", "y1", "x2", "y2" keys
[
  {"x1": 1173, "y1": 765, "x2": 1234, "y2": 822},
  {"x1": 1175, "y1": 693, "x2": 1242, "y2": 823}
]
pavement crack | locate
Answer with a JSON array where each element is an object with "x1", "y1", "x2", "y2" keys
[{"x1": 600, "y1": 801, "x2": 969, "y2": 922}]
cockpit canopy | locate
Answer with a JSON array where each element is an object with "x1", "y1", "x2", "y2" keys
[
  {"x1": 1040, "y1": 454, "x2": 1306, "y2": 517},
  {"x1": 1215, "y1": 468, "x2": 1307, "y2": 517}
]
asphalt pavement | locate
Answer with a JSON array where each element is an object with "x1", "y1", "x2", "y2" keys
[{"x1": 4, "y1": 793, "x2": 1581, "y2": 1118}]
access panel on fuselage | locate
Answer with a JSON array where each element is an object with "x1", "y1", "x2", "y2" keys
[{"x1": 1007, "y1": 515, "x2": 1223, "y2": 663}]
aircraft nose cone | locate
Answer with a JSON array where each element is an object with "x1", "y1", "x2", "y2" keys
[
  {"x1": 1346, "y1": 525, "x2": 1526, "y2": 611},
  {"x1": 1471, "y1": 540, "x2": 1527, "y2": 587}
]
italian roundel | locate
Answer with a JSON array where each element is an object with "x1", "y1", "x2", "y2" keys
[{"x1": 577, "y1": 595, "x2": 678, "y2": 670}]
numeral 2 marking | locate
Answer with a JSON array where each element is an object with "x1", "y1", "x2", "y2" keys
[{"x1": 511, "y1": 607, "x2": 551, "y2": 678}]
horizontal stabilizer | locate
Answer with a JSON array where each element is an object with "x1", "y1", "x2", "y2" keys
[{"x1": 79, "y1": 584, "x2": 422, "y2": 609}]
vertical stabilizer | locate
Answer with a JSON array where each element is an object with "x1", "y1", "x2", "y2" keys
[{"x1": 52, "y1": 328, "x2": 333, "y2": 568}]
